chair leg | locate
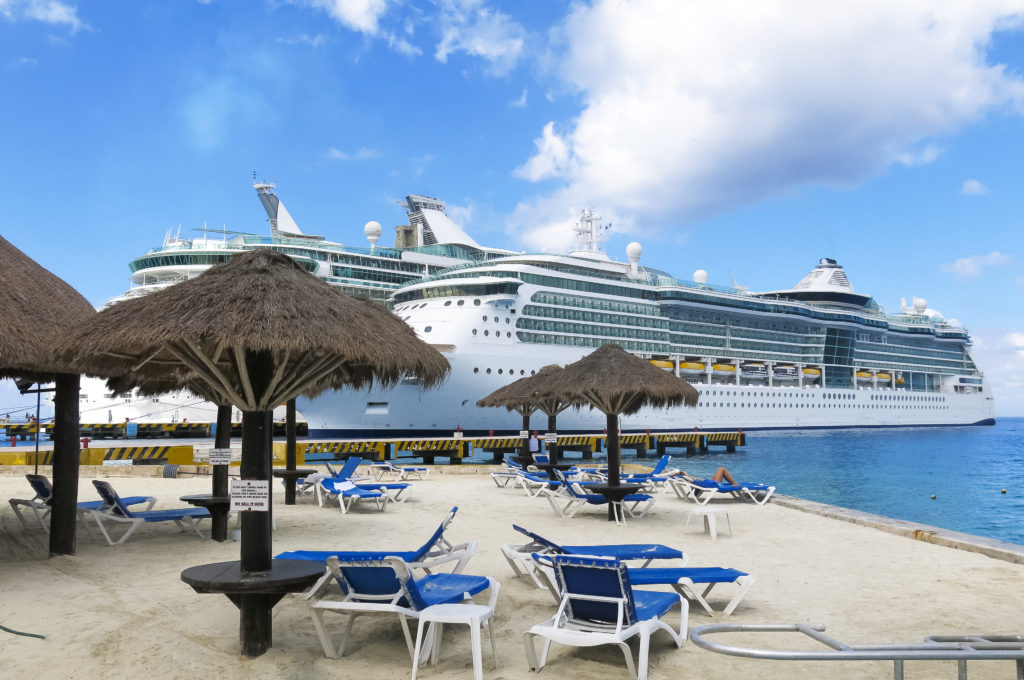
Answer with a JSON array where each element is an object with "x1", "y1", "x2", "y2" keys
[
  {"x1": 523, "y1": 631, "x2": 544, "y2": 671},
  {"x1": 411, "y1": 618, "x2": 428, "y2": 680},
  {"x1": 470, "y1": 618, "x2": 483, "y2": 680},
  {"x1": 310, "y1": 607, "x2": 339, "y2": 658},
  {"x1": 721, "y1": 575, "x2": 755, "y2": 617},
  {"x1": 619, "y1": 639, "x2": 639, "y2": 680}
]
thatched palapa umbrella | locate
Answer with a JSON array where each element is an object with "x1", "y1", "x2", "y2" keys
[
  {"x1": 549, "y1": 344, "x2": 699, "y2": 519},
  {"x1": 0, "y1": 235, "x2": 95, "y2": 557},
  {"x1": 59, "y1": 249, "x2": 449, "y2": 656},
  {"x1": 477, "y1": 364, "x2": 580, "y2": 464}
]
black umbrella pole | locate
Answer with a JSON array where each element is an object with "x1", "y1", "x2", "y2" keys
[
  {"x1": 284, "y1": 399, "x2": 297, "y2": 505},
  {"x1": 606, "y1": 412, "x2": 620, "y2": 522},
  {"x1": 240, "y1": 410, "x2": 273, "y2": 573},
  {"x1": 49, "y1": 373, "x2": 80, "y2": 557},
  {"x1": 210, "y1": 404, "x2": 232, "y2": 541},
  {"x1": 547, "y1": 413, "x2": 558, "y2": 464}
]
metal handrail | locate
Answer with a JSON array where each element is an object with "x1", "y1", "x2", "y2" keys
[{"x1": 690, "y1": 623, "x2": 1024, "y2": 680}]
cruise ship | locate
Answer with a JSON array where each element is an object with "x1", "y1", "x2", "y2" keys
[
  {"x1": 297, "y1": 214, "x2": 994, "y2": 436},
  {"x1": 75, "y1": 182, "x2": 512, "y2": 425},
  {"x1": 81, "y1": 182, "x2": 993, "y2": 433}
]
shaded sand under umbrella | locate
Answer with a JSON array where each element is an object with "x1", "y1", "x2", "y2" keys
[
  {"x1": 545, "y1": 344, "x2": 699, "y2": 519},
  {"x1": 0, "y1": 235, "x2": 95, "y2": 557},
  {"x1": 477, "y1": 364, "x2": 581, "y2": 464},
  {"x1": 58, "y1": 249, "x2": 449, "y2": 656}
]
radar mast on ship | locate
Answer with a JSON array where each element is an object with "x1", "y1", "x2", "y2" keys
[{"x1": 570, "y1": 207, "x2": 612, "y2": 259}]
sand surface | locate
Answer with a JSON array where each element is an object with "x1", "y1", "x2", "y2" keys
[{"x1": 2, "y1": 465, "x2": 1022, "y2": 680}]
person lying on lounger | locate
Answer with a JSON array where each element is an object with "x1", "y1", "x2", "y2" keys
[{"x1": 673, "y1": 466, "x2": 738, "y2": 484}]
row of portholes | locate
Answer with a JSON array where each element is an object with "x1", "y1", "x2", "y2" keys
[
  {"x1": 699, "y1": 389, "x2": 946, "y2": 402},
  {"x1": 700, "y1": 390, "x2": 818, "y2": 398},
  {"x1": 700, "y1": 402, "x2": 949, "y2": 410},
  {"x1": 473, "y1": 367, "x2": 537, "y2": 376},
  {"x1": 443, "y1": 299, "x2": 482, "y2": 307},
  {"x1": 482, "y1": 315, "x2": 512, "y2": 324},
  {"x1": 472, "y1": 329, "x2": 513, "y2": 338}
]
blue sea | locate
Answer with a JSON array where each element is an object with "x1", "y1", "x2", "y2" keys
[{"x1": 482, "y1": 418, "x2": 1024, "y2": 547}]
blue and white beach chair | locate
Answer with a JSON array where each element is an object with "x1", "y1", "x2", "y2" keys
[
  {"x1": 669, "y1": 475, "x2": 775, "y2": 505},
  {"x1": 524, "y1": 553, "x2": 687, "y2": 680},
  {"x1": 276, "y1": 507, "x2": 478, "y2": 597},
  {"x1": 309, "y1": 554, "x2": 498, "y2": 660},
  {"x1": 370, "y1": 460, "x2": 430, "y2": 481},
  {"x1": 87, "y1": 480, "x2": 210, "y2": 545},
  {"x1": 315, "y1": 478, "x2": 390, "y2": 513},
  {"x1": 8, "y1": 473, "x2": 155, "y2": 533}
]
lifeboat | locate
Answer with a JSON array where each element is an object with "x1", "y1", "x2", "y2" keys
[
  {"x1": 895, "y1": 375, "x2": 905, "y2": 385},
  {"x1": 648, "y1": 360, "x2": 674, "y2": 370},
  {"x1": 740, "y1": 363, "x2": 768, "y2": 380},
  {"x1": 875, "y1": 372, "x2": 892, "y2": 382},
  {"x1": 711, "y1": 363, "x2": 736, "y2": 376},
  {"x1": 802, "y1": 367, "x2": 821, "y2": 381},
  {"x1": 679, "y1": 361, "x2": 706, "y2": 375},
  {"x1": 773, "y1": 365, "x2": 799, "y2": 381},
  {"x1": 855, "y1": 370, "x2": 873, "y2": 384}
]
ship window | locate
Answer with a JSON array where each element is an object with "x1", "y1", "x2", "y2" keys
[
  {"x1": 457, "y1": 300, "x2": 465, "y2": 306},
  {"x1": 484, "y1": 330, "x2": 489, "y2": 336},
  {"x1": 506, "y1": 332, "x2": 511, "y2": 338},
  {"x1": 424, "y1": 326, "x2": 432, "y2": 333},
  {"x1": 483, "y1": 316, "x2": 488, "y2": 321},
  {"x1": 498, "y1": 369, "x2": 503, "y2": 374},
  {"x1": 474, "y1": 299, "x2": 481, "y2": 306},
  {"x1": 444, "y1": 301, "x2": 451, "y2": 306},
  {"x1": 520, "y1": 370, "x2": 525, "y2": 375},
  {"x1": 472, "y1": 329, "x2": 478, "y2": 335},
  {"x1": 473, "y1": 367, "x2": 479, "y2": 373},
  {"x1": 486, "y1": 368, "x2": 492, "y2": 374}
]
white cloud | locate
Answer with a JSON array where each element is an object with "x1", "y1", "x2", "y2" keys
[
  {"x1": 435, "y1": 1, "x2": 526, "y2": 76},
  {"x1": 5, "y1": 55, "x2": 37, "y2": 69},
  {"x1": 327, "y1": 146, "x2": 380, "y2": 160},
  {"x1": 278, "y1": 33, "x2": 328, "y2": 47},
  {"x1": 961, "y1": 178, "x2": 989, "y2": 195},
  {"x1": 386, "y1": 33, "x2": 421, "y2": 57},
  {"x1": 896, "y1": 143, "x2": 943, "y2": 166},
  {"x1": 509, "y1": 88, "x2": 528, "y2": 108},
  {"x1": 514, "y1": 122, "x2": 571, "y2": 182},
  {"x1": 940, "y1": 251, "x2": 1014, "y2": 280},
  {"x1": 297, "y1": 0, "x2": 390, "y2": 35},
  {"x1": 968, "y1": 328, "x2": 1024, "y2": 416},
  {"x1": 511, "y1": 1, "x2": 1024, "y2": 244},
  {"x1": 0, "y1": 0, "x2": 83, "y2": 32}
]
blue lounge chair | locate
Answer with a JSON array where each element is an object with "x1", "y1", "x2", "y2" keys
[
  {"x1": 543, "y1": 471, "x2": 656, "y2": 522},
  {"x1": 669, "y1": 475, "x2": 775, "y2": 505},
  {"x1": 313, "y1": 456, "x2": 412, "y2": 502},
  {"x1": 370, "y1": 460, "x2": 430, "y2": 481},
  {"x1": 624, "y1": 565, "x2": 755, "y2": 617},
  {"x1": 502, "y1": 524, "x2": 685, "y2": 589},
  {"x1": 316, "y1": 478, "x2": 389, "y2": 513},
  {"x1": 275, "y1": 507, "x2": 478, "y2": 597},
  {"x1": 309, "y1": 554, "x2": 498, "y2": 660},
  {"x1": 88, "y1": 480, "x2": 211, "y2": 545},
  {"x1": 524, "y1": 553, "x2": 687, "y2": 680},
  {"x1": 8, "y1": 474, "x2": 155, "y2": 533}
]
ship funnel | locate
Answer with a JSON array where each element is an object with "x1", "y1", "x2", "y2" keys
[{"x1": 254, "y1": 181, "x2": 303, "y2": 236}]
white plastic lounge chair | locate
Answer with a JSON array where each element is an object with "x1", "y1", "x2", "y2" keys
[
  {"x1": 324, "y1": 457, "x2": 413, "y2": 503},
  {"x1": 668, "y1": 475, "x2": 775, "y2": 506},
  {"x1": 8, "y1": 474, "x2": 155, "y2": 533},
  {"x1": 524, "y1": 553, "x2": 687, "y2": 680},
  {"x1": 275, "y1": 507, "x2": 478, "y2": 598},
  {"x1": 502, "y1": 524, "x2": 686, "y2": 590},
  {"x1": 309, "y1": 555, "x2": 498, "y2": 660},
  {"x1": 87, "y1": 480, "x2": 210, "y2": 545},
  {"x1": 370, "y1": 460, "x2": 430, "y2": 481},
  {"x1": 491, "y1": 460, "x2": 524, "y2": 488},
  {"x1": 316, "y1": 478, "x2": 390, "y2": 513}
]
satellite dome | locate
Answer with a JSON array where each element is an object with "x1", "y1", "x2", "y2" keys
[
  {"x1": 913, "y1": 297, "x2": 928, "y2": 314},
  {"x1": 693, "y1": 269, "x2": 709, "y2": 284},
  {"x1": 626, "y1": 242, "x2": 642, "y2": 261},
  {"x1": 364, "y1": 220, "x2": 382, "y2": 246}
]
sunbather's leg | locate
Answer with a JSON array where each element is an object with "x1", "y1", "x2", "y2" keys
[{"x1": 711, "y1": 467, "x2": 737, "y2": 484}]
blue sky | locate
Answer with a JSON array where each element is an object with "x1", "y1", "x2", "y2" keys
[{"x1": 1, "y1": 0, "x2": 1023, "y2": 417}]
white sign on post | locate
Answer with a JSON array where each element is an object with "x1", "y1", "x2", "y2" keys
[
  {"x1": 230, "y1": 479, "x2": 270, "y2": 512},
  {"x1": 544, "y1": 433, "x2": 557, "y2": 444},
  {"x1": 519, "y1": 430, "x2": 529, "y2": 438},
  {"x1": 453, "y1": 431, "x2": 464, "y2": 439},
  {"x1": 209, "y1": 448, "x2": 232, "y2": 466}
]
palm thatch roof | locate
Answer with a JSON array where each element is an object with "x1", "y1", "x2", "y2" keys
[
  {"x1": 552, "y1": 344, "x2": 700, "y2": 415},
  {"x1": 0, "y1": 235, "x2": 95, "y2": 381},
  {"x1": 57, "y1": 249, "x2": 449, "y2": 411},
  {"x1": 477, "y1": 364, "x2": 582, "y2": 417}
]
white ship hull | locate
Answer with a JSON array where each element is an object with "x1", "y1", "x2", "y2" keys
[{"x1": 298, "y1": 347, "x2": 995, "y2": 438}]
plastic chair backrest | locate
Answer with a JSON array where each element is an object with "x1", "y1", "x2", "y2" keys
[
  {"x1": 512, "y1": 524, "x2": 565, "y2": 553},
  {"x1": 26, "y1": 474, "x2": 53, "y2": 503},
  {"x1": 92, "y1": 480, "x2": 132, "y2": 517},
  {"x1": 409, "y1": 507, "x2": 457, "y2": 562},
  {"x1": 550, "y1": 554, "x2": 637, "y2": 627},
  {"x1": 334, "y1": 457, "x2": 363, "y2": 480},
  {"x1": 650, "y1": 454, "x2": 671, "y2": 475},
  {"x1": 330, "y1": 556, "x2": 427, "y2": 611}
]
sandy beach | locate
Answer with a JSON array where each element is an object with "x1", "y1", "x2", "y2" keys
[{"x1": 2, "y1": 464, "x2": 1022, "y2": 680}]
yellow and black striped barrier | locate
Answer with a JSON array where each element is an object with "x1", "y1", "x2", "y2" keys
[
  {"x1": 654, "y1": 432, "x2": 704, "y2": 454},
  {"x1": 4, "y1": 423, "x2": 40, "y2": 440},
  {"x1": 705, "y1": 431, "x2": 746, "y2": 452},
  {"x1": 466, "y1": 436, "x2": 528, "y2": 463},
  {"x1": 302, "y1": 440, "x2": 389, "y2": 462},
  {"x1": 391, "y1": 437, "x2": 469, "y2": 464}
]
